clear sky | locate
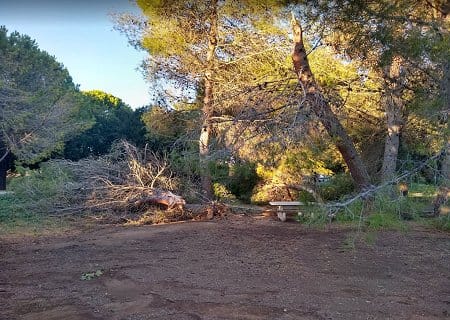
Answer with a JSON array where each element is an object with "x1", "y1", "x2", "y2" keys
[{"x1": 0, "y1": 0, "x2": 151, "y2": 109}]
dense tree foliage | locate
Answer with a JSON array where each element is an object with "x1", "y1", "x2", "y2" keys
[
  {"x1": 294, "y1": 0, "x2": 449, "y2": 181},
  {"x1": 63, "y1": 90, "x2": 146, "y2": 160},
  {"x1": 115, "y1": 0, "x2": 291, "y2": 199},
  {"x1": 0, "y1": 26, "x2": 86, "y2": 190}
]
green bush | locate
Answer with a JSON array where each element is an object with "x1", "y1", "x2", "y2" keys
[
  {"x1": 295, "y1": 205, "x2": 329, "y2": 226},
  {"x1": 213, "y1": 182, "x2": 237, "y2": 202},
  {"x1": 298, "y1": 190, "x2": 316, "y2": 203},
  {"x1": 227, "y1": 162, "x2": 258, "y2": 202},
  {"x1": 9, "y1": 163, "x2": 73, "y2": 210},
  {"x1": 0, "y1": 162, "x2": 77, "y2": 234},
  {"x1": 319, "y1": 173, "x2": 355, "y2": 201}
]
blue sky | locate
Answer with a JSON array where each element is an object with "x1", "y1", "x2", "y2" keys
[{"x1": 0, "y1": 0, "x2": 151, "y2": 109}]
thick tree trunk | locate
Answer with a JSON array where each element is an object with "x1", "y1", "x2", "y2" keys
[
  {"x1": 381, "y1": 57, "x2": 404, "y2": 183},
  {"x1": 128, "y1": 190, "x2": 186, "y2": 210},
  {"x1": 291, "y1": 15, "x2": 371, "y2": 191},
  {"x1": 199, "y1": 0, "x2": 218, "y2": 200}
]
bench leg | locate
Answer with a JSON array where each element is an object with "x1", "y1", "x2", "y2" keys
[{"x1": 277, "y1": 206, "x2": 286, "y2": 222}]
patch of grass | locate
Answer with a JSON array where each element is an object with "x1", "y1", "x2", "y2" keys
[
  {"x1": 0, "y1": 216, "x2": 71, "y2": 238},
  {"x1": 342, "y1": 233, "x2": 356, "y2": 251},
  {"x1": 364, "y1": 231, "x2": 377, "y2": 245},
  {"x1": 295, "y1": 204, "x2": 331, "y2": 228},
  {"x1": 365, "y1": 213, "x2": 408, "y2": 231},
  {"x1": 429, "y1": 215, "x2": 450, "y2": 231},
  {"x1": 340, "y1": 231, "x2": 377, "y2": 251}
]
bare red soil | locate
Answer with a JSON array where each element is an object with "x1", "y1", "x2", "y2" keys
[{"x1": 1, "y1": 215, "x2": 449, "y2": 320}]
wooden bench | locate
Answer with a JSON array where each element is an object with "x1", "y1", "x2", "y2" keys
[{"x1": 269, "y1": 201, "x2": 305, "y2": 222}]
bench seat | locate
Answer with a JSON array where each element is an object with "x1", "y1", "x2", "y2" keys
[{"x1": 269, "y1": 201, "x2": 305, "y2": 222}]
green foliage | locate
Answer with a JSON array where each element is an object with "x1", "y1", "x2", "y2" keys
[
  {"x1": 84, "y1": 90, "x2": 122, "y2": 108},
  {"x1": 0, "y1": 163, "x2": 74, "y2": 234},
  {"x1": 0, "y1": 193, "x2": 18, "y2": 224},
  {"x1": 209, "y1": 160, "x2": 258, "y2": 202},
  {"x1": 64, "y1": 90, "x2": 146, "y2": 160},
  {"x1": 169, "y1": 150, "x2": 200, "y2": 178},
  {"x1": 8, "y1": 163, "x2": 74, "y2": 213},
  {"x1": 298, "y1": 190, "x2": 315, "y2": 203},
  {"x1": 0, "y1": 26, "x2": 86, "y2": 164},
  {"x1": 295, "y1": 204, "x2": 329, "y2": 226},
  {"x1": 430, "y1": 215, "x2": 450, "y2": 231},
  {"x1": 304, "y1": 183, "x2": 448, "y2": 232},
  {"x1": 213, "y1": 182, "x2": 237, "y2": 202},
  {"x1": 319, "y1": 173, "x2": 355, "y2": 201},
  {"x1": 365, "y1": 213, "x2": 407, "y2": 231},
  {"x1": 141, "y1": 105, "x2": 200, "y2": 151},
  {"x1": 227, "y1": 162, "x2": 259, "y2": 202},
  {"x1": 80, "y1": 269, "x2": 103, "y2": 281}
]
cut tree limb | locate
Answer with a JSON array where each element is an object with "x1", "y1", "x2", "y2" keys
[{"x1": 128, "y1": 190, "x2": 186, "y2": 210}]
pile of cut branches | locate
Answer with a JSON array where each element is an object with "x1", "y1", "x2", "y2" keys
[{"x1": 50, "y1": 140, "x2": 185, "y2": 216}]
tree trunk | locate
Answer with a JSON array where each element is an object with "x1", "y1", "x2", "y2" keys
[
  {"x1": 290, "y1": 14, "x2": 372, "y2": 191},
  {"x1": 381, "y1": 57, "x2": 404, "y2": 183},
  {"x1": 199, "y1": 0, "x2": 218, "y2": 200},
  {"x1": 0, "y1": 160, "x2": 7, "y2": 191},
  {"x1": 433, "y1": 141, "x2": 449, "y2": 216},
  {"x1": 128, "y1": 189, "x2": 186, "y2": 210},
  {"x1": 0, "y1": 140, "x2": 9, "y2": 191},
  {"x1": 433, "y1": 59, "x2": 450, "y2": 216}
]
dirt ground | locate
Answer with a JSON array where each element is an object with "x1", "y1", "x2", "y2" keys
[{"x1": 1, "y1": 214, "x2": 449, "y2": 320}]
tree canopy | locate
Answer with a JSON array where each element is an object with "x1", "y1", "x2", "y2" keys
[
  {"x1": 0, "y1": 26, "x2": 87, "y2": 162},
  {"x1": 63, "y1": 90, "x2": 146, "y2": 160},
  {"x1": 0, "y1": 26, "x2": 87, "y2": 189}
]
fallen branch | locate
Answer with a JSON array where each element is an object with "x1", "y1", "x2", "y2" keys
[
  {"x1": 324, "y1": 150, "x2": 444, "y2": 213},
  {"x1": 45, "y1": 141, "x2": 186, "y2": 217}
]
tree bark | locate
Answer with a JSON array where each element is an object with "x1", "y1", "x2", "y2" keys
[
  {"x1": 381, "y1": 57, "x2": 404, "y2": 183},
  {"x1": 433, "y1": 59, "x2": 450, "y2": 216},
  {"x1": 431, "y1": 6, "x2": 450, "y2": 216},
  {"x1": 199, "y1": 0, "x2": 218, "y2": 201},
  {"x1": 128, "y1": 190, "x2": 186, "y2": 210},
  {"x1": 0, "y1": 139, "x2": 9, "y2": 191},
  {"x1": 290, "y1": 14, "x2": 371, "y2": 191}
]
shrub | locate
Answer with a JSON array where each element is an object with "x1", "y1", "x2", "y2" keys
[
  {"x1": 0, "y1": 194, "x2": 18, "y2": 224},
  {"x1": 319, "y1": 173, "x2": 355, "y2": 201},
  {"x1": 227, "y1": 162, "x2": 258, "y2": 202},
  {"x1": 213, "y1": 182, "x2": 237, "y2": 202},
  {"x1": 8, "y1": 162, "x2": 75, "y2": 214},
  {"x1": 0, "y1": 163, "x2": 75, "y2": 234}
]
